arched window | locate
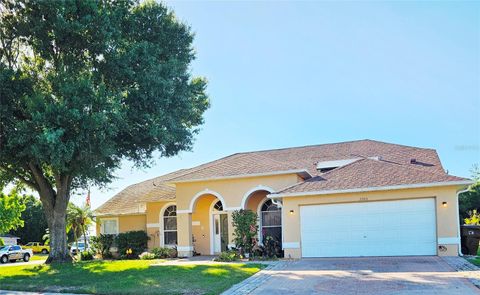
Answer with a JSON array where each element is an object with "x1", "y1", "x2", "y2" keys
[
  {"x1": 260, "y1": 200, "x2": 281, "y2": 243},
  {"x1": 213, "y1": 200, "x2": 223, "y2": 212},
  {"x1": 163, "y1": 205, "x2": 177, "y2": 245}
]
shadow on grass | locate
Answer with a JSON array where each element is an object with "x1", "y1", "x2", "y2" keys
[{"x1": 0, "y1": 260, "x2": 264, "y2": 295}]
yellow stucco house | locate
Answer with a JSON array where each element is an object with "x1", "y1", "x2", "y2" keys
[{"x1": 95, "y1": 140, "x2": 472, "y2": 258}]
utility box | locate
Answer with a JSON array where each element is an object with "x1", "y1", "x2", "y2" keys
[{"x1": 461, "y1": 225, "x2": 480, "y2": 255}]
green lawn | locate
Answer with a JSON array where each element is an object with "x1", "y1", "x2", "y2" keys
[
  {"x1": 30, "y1": 254, "x2": 48, "y2": 261},
  {"x1": 0, "y1": 259, "x2": 264, "y2": 295},
  {"x1": 469, "y1": 256, "x2": 480, "y2": 267}
]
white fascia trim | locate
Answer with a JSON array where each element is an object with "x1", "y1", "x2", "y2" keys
[
  {"x1": 168, "y1": 169, "x2": 312, "y2": 184},
  {"x1": 268, "y1": 180, "x2": 474, "y2": 198},
  {"x1": 283, "y1": 242, "x2": 300, "y2": 249},
  {"x1": 438, "y1": 237, "x2": 460, "y2": 244}
]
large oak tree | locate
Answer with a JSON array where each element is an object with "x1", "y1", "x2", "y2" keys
[{"x1": 0, "y1": 0, "x2": 209, "y2": 263}]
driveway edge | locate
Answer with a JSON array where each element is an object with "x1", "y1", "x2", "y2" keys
[
  {"x1": 221, "y1": 260, "x2": 292, "y2": 295},
  {"x1": 442, "y1": 256, "x2": 480, "y2": 288}
]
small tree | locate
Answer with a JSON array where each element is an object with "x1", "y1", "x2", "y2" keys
[
  {"x1": 9, "y1": 194, "x2": 48, "y2": 244},
  {"x1": 67, "y1": 203, "x2": 93, "y2": 253},
  {"x1": 459, "y1": 165, "x2": 480, "y2": 222},
  {"x1": 231, "y1": 210, "x2": 258, "y2": 256},
  {"x1": 465, "y1": 210, "x2": 480, "y2": 225},
  {"x1": 0, "y1": 191, "x2": 26, "y2": 233}
]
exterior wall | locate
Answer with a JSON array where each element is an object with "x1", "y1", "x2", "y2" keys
[
  {"x1": 282, "y1": 185, "x2": 463, "y2": 259},
  {"x1": 175, "y1": 174, "x2": 301, "y2": 256},
  {"x1": 246, "y1": 191, "x2": 268, "y2": 212},
  {"x1": 175, "y1": 174, "x2": 300, "y2": 211},
  {"x1": 145, "y1": 201, "x2": 172, "y2": 249},
  {"x1": 96, "y1": 215, "x2": 146, "y2": 235}
]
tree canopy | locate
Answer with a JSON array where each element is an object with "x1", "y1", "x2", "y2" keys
[
  {"x1": 0, "y1": 190, "x2": 26, "y2": 234},
  {"x1": 0, "y1": 0, "x2": 209, "y2": 262},
  {"x1": 9, "y1": 194, "x2": 48, "y2": 244}
]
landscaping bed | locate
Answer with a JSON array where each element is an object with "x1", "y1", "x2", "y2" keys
[{"x1": 0, "y1": 259, "x2": 265, "y2": 295}]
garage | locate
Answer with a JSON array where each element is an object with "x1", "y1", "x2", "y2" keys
[{"x1": 300, "y1": 198, "x2": 437, "y2": 257}]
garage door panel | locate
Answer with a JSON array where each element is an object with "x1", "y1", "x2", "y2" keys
[{"x1": 300, "y1": 198, "x2": 437, "y2": 257}]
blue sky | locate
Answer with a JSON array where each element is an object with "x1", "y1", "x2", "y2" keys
[{"x1": 80, "y1": 1, "x2": 480, "y2": 209}]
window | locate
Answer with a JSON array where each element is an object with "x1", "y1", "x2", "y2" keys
[
  {"x1": 261, "y1": 200, "x2": 282, "y2": 244},
  {"x1": 163, "y1": 205, "x2": 177, "y2": 245},
  {"x1": 213, "y1": 200, "x2": 223, "y2": 212},
  {"x1": 12, "y1": 245, "x2": 21, "y2": 251},
  {"x1": 101, "y1": 219, "x2": 118, "y2": 234}
]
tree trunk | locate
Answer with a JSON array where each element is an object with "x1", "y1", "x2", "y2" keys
[
  {"x1": 45, "y1": 209, "x2": 71, "y2": 264},
  {"x1": 28, "y1": 163, "x2": 73, "y2": 264}
]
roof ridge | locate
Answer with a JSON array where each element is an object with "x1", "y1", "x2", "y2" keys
[{"x1": 233, "y1": 139, "x2": 434, "y2": 155}]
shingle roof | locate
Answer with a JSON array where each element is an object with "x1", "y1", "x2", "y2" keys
[
  {"x1": 95, "y1": 139, "x2": 469, "y2": 216},
  {"x1": 169, "y1": 139, "x2": 445, "y2": 182},
  {"x1": 273, "y1": 158, "x2": 469, "y2": 196},
  {"x1": 94, "y1": 169, "x2": 188, "y2": 216}
]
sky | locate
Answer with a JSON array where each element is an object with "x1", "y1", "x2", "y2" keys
[{"x1": 74, "y1": 1, "x2": 480, "y2": 209}]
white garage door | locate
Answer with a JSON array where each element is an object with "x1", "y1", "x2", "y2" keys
[{"x1": 300, "y1": 198, "x2": 437, "y2": 257}]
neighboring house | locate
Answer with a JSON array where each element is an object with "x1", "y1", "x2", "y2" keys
[
  {"x1": 0, "y1": 234, "x2": 20, "y2": 245},
  {"x1": 94, "y1": 140, "x2": 472, "y2": 258}
]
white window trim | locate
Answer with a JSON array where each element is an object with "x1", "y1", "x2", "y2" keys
[
  {"x1": 100, "y1": 217, "x2": 119, "y2": 235},
  {"x1": 159, "y1": 202, "x2": 177, "y2": 248},
  {"x1": 257, "y1": 198, "x2": 282, "y2": 245}
]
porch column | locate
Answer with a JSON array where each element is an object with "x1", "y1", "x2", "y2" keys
[{"x1": 177, "y1": 212, "x2": 193, "y2": 257}]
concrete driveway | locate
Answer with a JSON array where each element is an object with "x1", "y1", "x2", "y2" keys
[{"x1": 251, "y1": 257, "x2": 480, "y2": 295}]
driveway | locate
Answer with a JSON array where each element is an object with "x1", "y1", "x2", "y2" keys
[{"x1": 250, "y1": 257, "x2": 480, "y2": 295}]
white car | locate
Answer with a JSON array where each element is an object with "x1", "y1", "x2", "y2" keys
[
  {"x1": 70, "y1": 242, "x2": 89, "y2": 255},
  {"x1": 0, "y1": 245, "x2": 33, "y2": 263}
]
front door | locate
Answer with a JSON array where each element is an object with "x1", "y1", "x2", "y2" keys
[{"x1": 213, "y1": 213, "x2": 229, "y2": 253}]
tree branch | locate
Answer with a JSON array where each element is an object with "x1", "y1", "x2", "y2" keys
[{"x1": 0, "y1": 164, "x2": 40, "y2": 191}]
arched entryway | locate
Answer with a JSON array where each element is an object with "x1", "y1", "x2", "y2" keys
[
  {"x1": 190, "y1": 191, "x2": 228, "y2": 255},
  {"x1": 243, "y1": 187, "x2": 283, "y2": 250}
]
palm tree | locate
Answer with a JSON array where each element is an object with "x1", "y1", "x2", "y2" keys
[{"x1": 67, "y1": 203, "x2": 93, "y2": 255}]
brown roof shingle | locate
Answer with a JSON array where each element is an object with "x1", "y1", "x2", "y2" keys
[
  {"x1": 95, "y1": 139, "x2": 469, "y2": 216},
  {"x1": 169, "y1": 139, "x2": 446, "y2": 182},
  {"x1": 94, "y1": 170, "x2": 187, "y2": 216},
  {"x1": 274, "y1": 158, "x2": 469, "y2": 195}
]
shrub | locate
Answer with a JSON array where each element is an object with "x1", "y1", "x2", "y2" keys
[
  {"x1": 151, "y1": 247, "x2": 177, "y2": 259},
  {"x1": 0, "y1": 238, "x2": 4, "y2": 246},
  {"x1": 214, "y1": 250, "x2": 242, "y2": 262},
  {"x1": 231, "y1": 209, "x2": 258, "y2": 255},
  {"x1": 116, "y1": 231, "x2": 149, "y2": 258},
  {"x1": 139, "y1": 252, "x2": 156, "y2": 260},
  {"x1": 252, "y1": 235, "x2": 282, "y2": 260},
  {"x1": 80, "y1": 250, "x2": 94, "y2": 261},
  {"x1": 91, "y1": 234, "x2": 115, "y2": 258}
]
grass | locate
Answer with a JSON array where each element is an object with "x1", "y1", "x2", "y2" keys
[
  {"x1": 30, "y1": 254, "x2": 48, "y2": 261},
  {"x1": 0, "y1": 259, "x2": 264, "y2": 295}
]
